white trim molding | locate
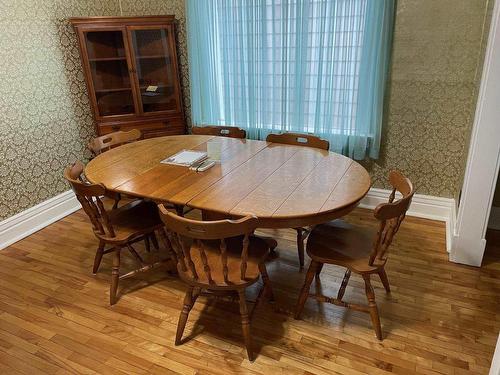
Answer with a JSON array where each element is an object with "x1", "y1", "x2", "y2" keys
[
  {"x1": 491, "y1": 333, "x2": 500, "y2": 375},
  {"x1": 360, "y1": 188, "x2": 456, "y2": 252},
  {"x1": 0, "y1": 190, "x2": 81, "y2": 250},
  {"x1": 452, "y1": 0, "x2": 500, "y2": 267}
]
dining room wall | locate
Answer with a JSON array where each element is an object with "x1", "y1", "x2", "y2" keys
[
  {"x1": 0, "y1": 1, "x2": 120, "y2": 221},
  {"x1": 362, "y1": 0, "x2": 494, "y2": 197},
  {"x1": 0, "y1": 0, "x2": 189, "y2": 221},
  {"x1": 0, "y1": 0, "x2": 493, "y2": 222}
]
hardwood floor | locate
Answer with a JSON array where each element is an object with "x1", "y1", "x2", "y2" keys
[{"x1": 0, "y1": 207, "x2": 499, "y2": 374}]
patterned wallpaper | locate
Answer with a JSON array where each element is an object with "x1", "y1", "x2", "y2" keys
[
  {"x1": 0, "y1": 0, "x2": 189, "y2": 221},
  {"x1": 0, "y1": 0, "x2": 118, "y2": 220},
  {"x1": 0, "y1": 0, "x2": 493, "y2": 221},
  {"x1": 362, "y1": 0, "x2": 493, "y2": 197}
]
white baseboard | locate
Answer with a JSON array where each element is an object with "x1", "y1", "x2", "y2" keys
[
  {"x1": 0, "y1": 190, "x2": 81, "y2": 250},
  {"x1": 359, "y1": 188, "x2": 456, "y2": 252},
  {"x1": 488, "y1": 206, "x2": 500, "y2": 230},
  {"x1": 0, "y1": 187, "x2": 455, "y2": 253},
  {"x1": 449, "y1": 237, "x2": 486, "y2": 267}
]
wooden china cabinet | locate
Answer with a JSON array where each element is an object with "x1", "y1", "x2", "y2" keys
[{"x1": 70, "y1": 16, "x2": 185, "y2": 137}]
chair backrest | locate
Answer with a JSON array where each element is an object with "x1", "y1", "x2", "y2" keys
[
  {"x1": 63, "y1": 161, "x2": 116, "y2": 238},
  {"x1": 191, "y1": 125, "x2": 246, "y2": 139},
  {"x1": 158, "y1": 205, "x2": 258, "y2": 285},
  {"x1": 266, "y1": 132, "x2": 329, "y2": 150},
  {"x1": 370, "y1": 171, "x2": 415, "y2": 265},
  {"x1": 88, "y1": 129, "x2": 142, "y2": 156}
]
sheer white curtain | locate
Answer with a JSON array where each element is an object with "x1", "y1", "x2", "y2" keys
[{"x1": 187, "y1": 0, "x2": 394, "y2": 159}]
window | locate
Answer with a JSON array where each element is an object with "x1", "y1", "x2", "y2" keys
[{"x1": 187, "y1": 0, "x2": 394, "y2": 159}]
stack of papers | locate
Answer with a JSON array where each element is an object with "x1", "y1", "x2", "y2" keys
[{"x1": 161, "y1": 150, "x2": 208, "y2": 167}]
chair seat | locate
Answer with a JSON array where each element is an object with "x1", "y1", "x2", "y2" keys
[
  {"x1": 178, "y1": 235, "x2": 269, "y2": 288},
  {"x1": 307, "y1": 220, "x2": 385, "y2": 273},
  {"x1": 102, "y1": 200, "x2": 163, "y2": 242}
]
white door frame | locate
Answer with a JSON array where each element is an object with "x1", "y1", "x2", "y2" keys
[
  {"x1": 491, "y1": 334, "x2": 500, "y2": 375},
  {"x1": 451, "y1": 0, "x2": 500, "y2": 267}
]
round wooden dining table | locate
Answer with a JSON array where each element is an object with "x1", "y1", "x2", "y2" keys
[{"x1": 85, "y1": 135, "x2": 371, "y2": 228}]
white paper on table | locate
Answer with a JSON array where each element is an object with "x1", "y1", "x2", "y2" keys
[{"x1": 160, "y1": 150, "x2": 208, "y2": 167}]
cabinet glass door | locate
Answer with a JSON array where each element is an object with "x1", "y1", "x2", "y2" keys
[
  {"x1": 129, "y1": 26, "x2": 180, "y2": 114},
  {"x1": 84, "y1": 29, "x2": 136, "y2": 117}
]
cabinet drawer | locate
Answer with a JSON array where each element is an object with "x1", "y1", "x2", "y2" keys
[{"x1": 99, "y1": 118, "x2": 185, "y2": 137}]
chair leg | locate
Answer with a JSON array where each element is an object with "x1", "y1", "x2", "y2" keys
[
  {"x1": 294, "y1": 260, "x2": 320, "y2": 319},
  {"x1": 363, "y1": 274, "x2": 383, "y2": 340},
  {"x1": 295, "y1": 228, "x2": 305, "y2": 271},
  {"x1": 337, "y1": 269, "x2": 351, "y2": 300},
  {"x1": 110, "y1": 247, "x2": 121, "y2": 305},
  {"x1": 315, "y1": 263, "x2": 324, "y2": 278},
  {"x1": 258, "y1": 263, "x2": 274, "y2": 302},
  {"x1": 144, "y1": 236, "x2": 151, "y2": 252},
  {"x1": 92, "y1": 240, "x2": 105, "y2": 274},
  {"x1": 150, "y1": 232, "x2": 159, "y2": 250},
  {"x1": 127, "y1": 244, "x2": 144, "y2": 267},
  {"x1": 175, "y1": 286, "x2": 195, "y2": 346},
  {"x1": 159, "y1": 228, "x2": 178, "y2": 273},
  {"x1": 112, "y1": 193, "x2": 121, "y2": 209},
  {"x1": 238, "y1": 290, "x2": 253, "y2": 362},
  {"x1": 250, "y1": 285, "x2": 265, "y2": 322},
  {"x1": 264, "y1": 237, "x2": 278, "y2": 257},
  {"x1": 378, "y1": 268, "x2": 391, "y2": 293}
]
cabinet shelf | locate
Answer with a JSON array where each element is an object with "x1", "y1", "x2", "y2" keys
[
  {"x1": 139, "y1": 83, "x2": 172, "y2": 89},
  {"x1": 94, "y1": 87, "x2": 132, "y2": 93},
  {"x1": 136, "y1": 55, "x2": 171, "y2": 60},
  {"x1": 89, "y1": 57, "x2": 127, "y2": 62}
]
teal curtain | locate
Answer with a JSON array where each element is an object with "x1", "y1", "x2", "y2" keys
[{"x1": 187, "y1": 0, "x2": 394, "y2": 160}]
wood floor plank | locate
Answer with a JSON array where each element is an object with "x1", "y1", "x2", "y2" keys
[{"x1": 0, "y1": 207, "x2": 498, "y2": 374}]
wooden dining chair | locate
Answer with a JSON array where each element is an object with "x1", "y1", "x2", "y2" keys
[
  {"x1": 191, "y1": 125, "x2": 246, "y2": 139},
  {"x1": 265, "y1": 132, "x2": 330, "y2": 270},
  {"x1": 294, "y1": 171, "x2": 414, "y2": 340},
  {"x1": 64, "y1": 161, "x2": 173, "y2": 305},
  {"x1": 87, "y1": 129, "x2": 143, "y2": 209},
  {"x1": 266, "y1": 132, "x2": 329, "y2": 151},
  {"x1": 158, "y1": 206, "x2": 274, "y2": 362},
  {"x1": 88, "y1": 129, "x2": 142, "y2": 156}
]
